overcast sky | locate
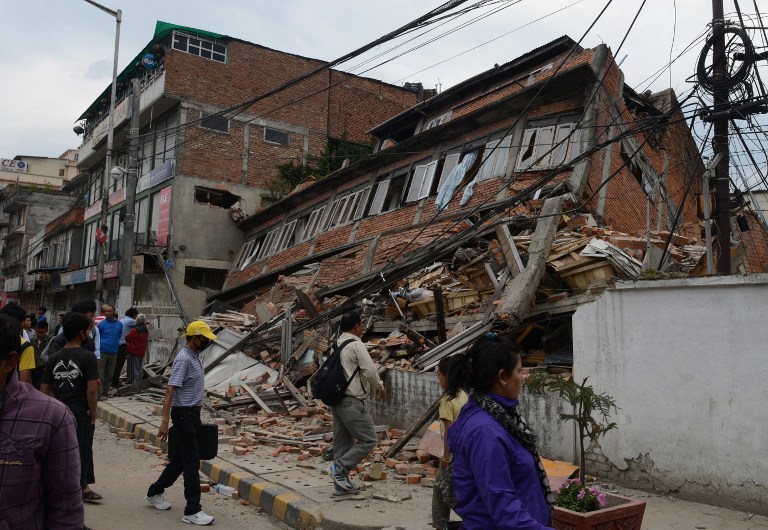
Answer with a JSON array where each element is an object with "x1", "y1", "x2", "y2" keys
[{"x1": 0, "y1": 0, "x2": 744, "y2": 160}]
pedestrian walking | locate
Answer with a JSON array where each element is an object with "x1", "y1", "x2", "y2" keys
[
  {"x1": 96, "y1": 305, "x2": 122, "y2": 398},
  {"x1": 124, "y1": 313, "x2": 148, "y2": 384},
  {"x1": 446, "y1": 333, "x2": 554, "y2": 530},
  {"x1": 41, "y1": 312, "x2": 102, "y2": 504},
  {"x1": 145, "y1": 320, "x2": 216, "y2": 526},
  {"x1": 113, "y1": 307, "x2": 138, "y2": 389},
  {"x1": 327, "y1": 311, "x2": 387, "y2": 495},
  {"x1": 0, "y1": 313, "x2": 84, "y2": 529},
  {"x1": 432, "y1": 355, "x2": 468, "y2": 530}
]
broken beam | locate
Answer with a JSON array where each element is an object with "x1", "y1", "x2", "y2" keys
[{"x1": 385, "y1": 397, "x2": 440, "y2": 459}]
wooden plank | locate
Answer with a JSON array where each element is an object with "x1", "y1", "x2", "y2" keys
[
  {"x1": 495, "y1": 224, "x2": 525, "y2": 277},
  {"x1": 240, "y1": 383, "x2": 275, "y2": 414},
  {"x1": 282, "y1": 377, "x2": 310, "y2": 407},
  {"x1": 385, "y1": 397, "x2": 440, "y2": 459}
]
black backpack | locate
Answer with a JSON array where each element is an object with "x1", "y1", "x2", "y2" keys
[{"x1": 312, "y1": 339, "x2": 358, "y2": 405}]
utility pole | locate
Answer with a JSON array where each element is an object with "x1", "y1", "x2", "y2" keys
[
  {"x1": 702, "y1": 154, "x2": 722, "y2": 275},
  {"x1": 91, "y1": 1, "x2": 122, "y2": 304},
  {"x1": 712, "y1": 0, "x2": 731, "y2": 273},
  {"x1": 117, "y1": 77, "x2": 140, "y2": 314}
]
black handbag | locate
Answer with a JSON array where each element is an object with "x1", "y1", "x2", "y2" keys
[{"x1": 168, "y1": 423, "x2": 218, "y2": 460}]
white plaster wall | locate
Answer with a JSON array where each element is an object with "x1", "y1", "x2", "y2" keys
[{"x1": 573, "y1": 275, "x2": 768, "y2": 513}]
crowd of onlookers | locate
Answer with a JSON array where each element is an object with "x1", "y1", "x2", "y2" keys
[{"x1": 0, "y1": 301, "x2": 150, "y2": 529}]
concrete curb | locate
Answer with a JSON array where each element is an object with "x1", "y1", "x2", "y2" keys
[{"x1": 96, "y1": 402, "x2": 323, "y2": 529}]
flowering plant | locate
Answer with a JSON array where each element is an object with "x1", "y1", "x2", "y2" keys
[{"x1": 555, "y1": 479, "x2": 608, "y2": 513}]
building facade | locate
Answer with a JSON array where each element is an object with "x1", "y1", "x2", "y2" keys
[
  {"x1": 217, "y1": 37, "x2": 706, "y2": 310},
  {"x1": 29, "y1": 21, "x2": 417, "y2": 338}
]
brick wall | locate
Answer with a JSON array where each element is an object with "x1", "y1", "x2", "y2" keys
[{"x1": 164, "y1": 41, "x2": 416, "y2": 188}]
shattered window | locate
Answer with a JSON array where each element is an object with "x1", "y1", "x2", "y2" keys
[{"x1": 515, "y1": 114, "x2": 581, "y2": 171}]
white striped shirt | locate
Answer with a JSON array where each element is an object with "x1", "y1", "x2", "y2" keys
[{"x1": 168, "y1": 346, "x2": 205, "y2": 407}]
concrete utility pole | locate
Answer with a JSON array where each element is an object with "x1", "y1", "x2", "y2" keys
[
  {"x1": 711, "y1": 0, "x2": 731, "y2": 273},
  {"x1": 89, "y1": 0, "x2": 122, "y2": 303},
  {"x1": 117, "y1": 78, "x2": 141, "y2": 314}
]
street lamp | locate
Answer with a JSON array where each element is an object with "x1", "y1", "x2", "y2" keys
[{"x1": 84, "y1": 0, "x2": 122, "y2": 305}]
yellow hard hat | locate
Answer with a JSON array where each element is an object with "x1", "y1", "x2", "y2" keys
[{"x1": 184, "y1": 320, "x2": 217, "y2": 340}]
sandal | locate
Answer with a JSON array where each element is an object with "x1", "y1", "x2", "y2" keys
[{"x1": 83, "y1": 490, "x2": 103, "y2": 503}]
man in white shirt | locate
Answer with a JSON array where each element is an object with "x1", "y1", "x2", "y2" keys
[{"x1": 327, "y1": 311, "x2": 386, "y2": 495}]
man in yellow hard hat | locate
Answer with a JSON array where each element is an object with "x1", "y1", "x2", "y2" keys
[{"x1": 145, "y1": 321, "x2": 216, "y2": 526}]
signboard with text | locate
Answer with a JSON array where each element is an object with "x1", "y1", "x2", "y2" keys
[
  {"x1": 156, "y1": 185, "x2": 172, "y2": 246},
  {"x1": 1, "y1": 159, "x2": 28, "y2": 173}
]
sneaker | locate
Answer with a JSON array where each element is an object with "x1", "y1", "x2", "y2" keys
[
  {"x1": 145, "y1": 494, "x2": 171, "y2": 510},
  {"x1": 332, "y1": 485, "x2": 351, "y2": 497},
  {"x1": 182, "y1": 511, "x2": 215, "y2": 526},
  {"x1": 327, "y1": 463, "x2": 355, "y2": 491}
]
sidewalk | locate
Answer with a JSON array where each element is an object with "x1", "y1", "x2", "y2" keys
[{"x1": 97, "y1": 397, "x2": 768, "y2": 529}]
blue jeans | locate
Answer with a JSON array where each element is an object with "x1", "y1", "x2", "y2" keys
[{"x1": 147, "y1": 407, "x2": 202, "y2": 515}]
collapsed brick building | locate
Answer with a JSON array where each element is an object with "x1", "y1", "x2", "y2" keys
[{"x1": 206, "y1": 35, "x2": 768, "y2": 378}]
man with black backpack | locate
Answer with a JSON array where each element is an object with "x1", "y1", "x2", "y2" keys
[{"x1": 325, "y1": 311, "x2": 386, "y2": 495}]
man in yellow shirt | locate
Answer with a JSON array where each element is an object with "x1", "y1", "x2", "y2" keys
[{"x1": 0, "y1": 303, "x2": 36, "y2": 383}]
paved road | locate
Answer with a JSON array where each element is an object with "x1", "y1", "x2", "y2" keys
[{"x1": 84, "y1": 420, "x2": 289, "y2": 530}]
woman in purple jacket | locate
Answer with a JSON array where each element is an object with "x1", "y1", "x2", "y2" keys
[{"x1": 446, "y1": 334, "x2": 554, "y2": 530}]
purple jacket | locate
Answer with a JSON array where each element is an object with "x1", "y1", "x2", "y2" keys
[
  {"x1": 0, "y1": 372, "x2": 84, "y2": 529},
  {"x1": 447, "y1": 394, "x2": 553, "y2": 530}
]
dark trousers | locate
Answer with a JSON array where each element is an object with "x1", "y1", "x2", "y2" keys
[
  {"x1": 75, "y1": 417, "x2": 96, "y2": 489},
  {"x1": 112, "y1": 344, "x2": 128, "y2": 387},
  {"x1": 147, "y1": 407, "x2": 202, "y2": 515}
]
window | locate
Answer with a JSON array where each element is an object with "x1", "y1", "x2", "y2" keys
[
  {"x1": 368, "y1": 171, "x2": 408, "y2": 215},
  {"x1": 138, "y1": 112, "x2": 178, "y2": 178},
  {"x1": 88, "y1": 169, "x2": 103, "y2": 206},
  {"x1": 235, "y1": 239, "x2": 258, "y2": 270},
  {"x1": 109, "y1": 209, "x2": 124, "y2": 260},
  {"x1": 321, "y1": 187, "x2": 372, "y2": 231},
  {"x1": 423, "y1": 111, "x2": 452, "y2": 132},
  {"x1": 200, "y1": 112, "x2": 229, "y2": 133},
  {"x1": 515, "y1": 115, "x2": 582, "y2": 171},
  {"x1": 264, "y1": 128, "x2": 289, "y2": 146},
  {"x1": 256, "y1": 227, "x2": 281, "y2": 261},
  {"x1": 172, "y1": 32, "x2": 227, "y2": 63},
  {"x1": 58, "y1": 169, "x2": 65, "y2": 177},
  {"x1": 435, "y1": 152, "x2": 461, "y2": 194},
  {"x1": 405, "y1": 161, "x2": 438, "y2": 202},
  {"x1": 135, "y1": 196, "x2": 149, "y2": 246},
  {"x1": 84, "y1": 222, "x2": 97, "y2": 266},
  {"x1": 477, "y1": 133, "x2": 513, "y2": 181},
  {"x1": 301, "y1": 206, "x2": 326, "y2": 242}
]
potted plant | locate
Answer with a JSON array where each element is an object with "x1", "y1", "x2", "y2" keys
[{"x1": 526, "y1": 375, "x2": 646, "y2": 530}]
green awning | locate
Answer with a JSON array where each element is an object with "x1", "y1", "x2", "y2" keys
[{"x1": 77, "y1": 21, "x2": 227, "y2": 122}]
